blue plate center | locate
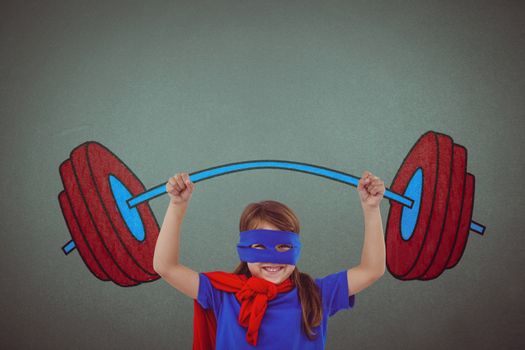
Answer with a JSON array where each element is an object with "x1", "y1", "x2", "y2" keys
[
  {"x1": 401, "y1": 168, "x2": 423, "y2": 241},
  {"x1": 109, "y1": 174, "x2": 145, "y2": 242}
]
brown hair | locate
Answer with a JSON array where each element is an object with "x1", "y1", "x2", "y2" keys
[{"x1": 233, "y1": 200, "x2": 323, "y2": 340}]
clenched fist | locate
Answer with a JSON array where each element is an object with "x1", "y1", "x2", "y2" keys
[
  {"x1": 166, "y1": 172, "x2": 194, "y2": 205},
  {"x1": 357, "y1": 171, "x2": 385, "y2": 209}
]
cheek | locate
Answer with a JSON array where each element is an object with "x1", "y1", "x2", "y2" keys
[
  {"x1": 285, "y1": 265, "x2": 295, "y2": 276},
  {"x1": 247, "y1": 263, "x2": 262, "y2": 276}
]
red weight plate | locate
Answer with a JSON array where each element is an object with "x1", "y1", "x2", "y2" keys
[
  {"x1": 58, "y1": 189, "x2": 109, "y2": 281},
  {"x1": 402, "y1": 132, "x2": 453, "y2": 280},
  {"x1": 446, "y1": 173, "x2": 475, "y2": 269},
  {"x1": 386, "y1": 131, "x2": 452, "y2": 280},
  {"x1": 419, "y1": 144, "x2": 467, "y2": 280},
  {"x1": 71, "y1": 142, "x2": 159, "y2": 283},
  {"x1": 60, "y1": 157, "x2": 138, "y2": 286}
]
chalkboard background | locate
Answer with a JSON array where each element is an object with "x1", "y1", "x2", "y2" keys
[{"x1": 1, "y1": 1, "x2": 524, "y2": 349}]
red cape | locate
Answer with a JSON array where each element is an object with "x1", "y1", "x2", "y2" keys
[{"x1": 192, "y1": 272, "x2": 294, "y2": 350}]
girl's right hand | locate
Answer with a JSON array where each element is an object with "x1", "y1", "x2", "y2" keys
[{"x1": 166, "y1": 172, "x2": 194, "y2": 205}]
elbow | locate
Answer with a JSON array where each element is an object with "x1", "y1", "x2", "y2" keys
[
  {"x1": 153, "y1": 260, "x2": 166, "y2": 275},
  {"x1": 370, "y1": 266, "x2": 386, "y2": 281},
  {"x1": 153, "y1": 265, "x2": 163, "y2": 275},
  {"x1": 153, "y1": 253, "x2": 170, "y2": 274},
  {"x1": 360, "y1": 263, "x2": 386, "y2": 280},
  {"x1": 154, "y1": 260, "x2": 180, "y2": 275}
]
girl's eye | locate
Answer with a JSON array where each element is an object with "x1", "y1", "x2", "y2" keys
[
  {"x1": 250, "y1": 244, "x2": 266, "y2": 250},
  {"x1": 276, "y1": 244, "x2": 292, "y2": 252}
]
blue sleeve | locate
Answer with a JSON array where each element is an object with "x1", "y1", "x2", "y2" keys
[
  {"x1": 196, "y1": 273, "x2": 222, "y2": 312},
  {"x1": 315, "y1": 270, "x2": 355, "y2": 317}
]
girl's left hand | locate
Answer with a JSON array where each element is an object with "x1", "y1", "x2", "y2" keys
[{"x1": 357, "y1": 171, "x2": 385, "y2": 209}]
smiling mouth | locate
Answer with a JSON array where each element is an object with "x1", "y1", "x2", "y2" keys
[{"x1": 262, "y1": 266, "x2": 284, "y2": 273}]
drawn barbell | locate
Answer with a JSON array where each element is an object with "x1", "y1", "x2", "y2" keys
[{"x1": 58, "y1": 131, "x2": 485, "y2": 286}]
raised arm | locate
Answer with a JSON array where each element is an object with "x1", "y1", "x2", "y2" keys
[
  {"x1": 347, "y1": 171, "x2": 386, "y2": 296},
  {"x1": 153, "y1": 173, "x2": 199, "y2": 300}
]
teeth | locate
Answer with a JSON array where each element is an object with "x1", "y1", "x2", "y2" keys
[{"x1": 263, "y1": 267, "x2": 282, "y2": 272}]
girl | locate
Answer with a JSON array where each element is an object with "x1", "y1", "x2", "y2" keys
[{"x1": 153, "y1": 171, "x2": 386, "y2": 349}]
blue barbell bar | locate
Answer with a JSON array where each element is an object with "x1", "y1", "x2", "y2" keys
[
  {"x1": 128, "y1": 160, "x2": 484, "y2": 233},
  {"x1": 62, "y1": 160, "x2": 485, "y2": 255}
]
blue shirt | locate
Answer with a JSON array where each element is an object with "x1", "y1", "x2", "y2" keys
[{"x1": 196, "y1": 270, "x2": 355, "y2": 350}]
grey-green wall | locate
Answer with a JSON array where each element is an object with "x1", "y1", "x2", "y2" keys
[{"x1": 1, "y1": 1, "x2": 524, "y2": 349}]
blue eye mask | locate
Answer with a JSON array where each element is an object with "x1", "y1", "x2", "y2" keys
[{"x1": 236, "y1": 229, "x2": 301, "y2": 265}]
